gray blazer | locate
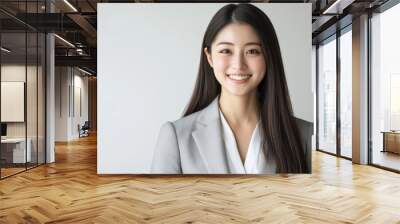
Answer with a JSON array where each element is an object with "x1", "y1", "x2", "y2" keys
[{"x1": 151, "y1": 97, "x2": 313, "y2": 174}]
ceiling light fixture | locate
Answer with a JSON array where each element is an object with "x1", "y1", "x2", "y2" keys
[
  {"x1": 323, "y1": 0, "x2": 341, "y2": 14},
  {"x1": 1, "y1": 47, "x2": 11, "y2": 53},
  {"x1": 76, "y1": 48, "x2": 84, "y2": 55},
  {"x1": 63, "y1": 0, "x2": 78, "y2": 12},
  {"x1": 322, "y1": 0, "x2": 353, "y2": 15},
  {"x1": 54, "y1": 34, "x2": 75, "y2": 48},
  {"x1": 78, "y1": 67, "x2": 93, "y2": 76}
]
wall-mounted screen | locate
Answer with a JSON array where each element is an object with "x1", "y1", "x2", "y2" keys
[{"x1": 1, "y1": 82, "x2": 25, "y2": 122}]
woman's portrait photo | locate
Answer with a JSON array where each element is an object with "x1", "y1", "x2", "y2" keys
[
  {"x1": 98, "y1": 3, "x2": 313, "y2": 174},
  {"x1": 151, "y1": 3, "x2": 312, "y2": 174}
]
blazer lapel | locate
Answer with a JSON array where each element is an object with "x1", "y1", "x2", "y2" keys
[{"x1": 192, "y1": 97, "x2": 230, "y2": 174}]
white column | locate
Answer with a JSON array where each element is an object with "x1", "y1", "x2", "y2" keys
[
  {"x1": 46, "y1": 33, "x2": 55, "y2": 163},
  {"x1": 352, "y1": 14, "x2": 369, "y2": 164},
  {"x1": 46, "y1": 1, "x2": 56, "y2": 163}
]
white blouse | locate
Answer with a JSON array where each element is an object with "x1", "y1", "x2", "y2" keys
[{"x1": 219, "y1": 109, "x2": 275, "y2": 174}]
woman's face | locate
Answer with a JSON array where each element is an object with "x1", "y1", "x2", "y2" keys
[{"x1": 205, "y1": 22, "x2": 266, "y2": 97}]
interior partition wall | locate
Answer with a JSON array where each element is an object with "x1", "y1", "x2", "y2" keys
[{"x1": 0, "y1": 1, "x2": 46, "y2": 179}]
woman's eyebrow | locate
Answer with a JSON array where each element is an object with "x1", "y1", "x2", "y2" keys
[
  {"x1": 216, "y1": 42, "x2": 234, "y2": 46},
  {"x1": 216, "y1": 42, "x2": 261, "y2": 46},
  {"x1": 244, "y1": 42, "x2": 261, "y2": 46}
]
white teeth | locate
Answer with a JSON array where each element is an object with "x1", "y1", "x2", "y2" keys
[{"x1": 227, "y1": 74, "x2": 251, "y2": 81}]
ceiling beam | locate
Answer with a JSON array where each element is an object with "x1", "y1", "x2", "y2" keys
[
  {"x1": 55, "y1": 55, "x2": 96, "y2": 69},
  {"x1": 67, "y1": 13, "x2": 97, "y2": 46}
]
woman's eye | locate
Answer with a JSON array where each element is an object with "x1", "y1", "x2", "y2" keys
[
  {"x1": 247, "y1": 49, "x2": 261, "y2": 55},
  {"x1": 219, "y1": 49, "x2": 231, "y2": 54}
]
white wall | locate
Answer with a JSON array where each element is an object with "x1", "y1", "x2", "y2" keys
[
  {"x1": 72, "y1": 72, "x2": 89, "y2": 138},
  {"x1": 55, "y1": 67, "x2": 69, "y2": 141},
  {"x1": 98, "y1": 3, "x2": 312, "y2": 173},
  {"x1": 55, "y1": 67, "x2": 89, "y2": 141}
]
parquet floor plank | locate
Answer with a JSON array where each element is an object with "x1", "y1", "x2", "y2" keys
[{"x1": 0, "y1": 135, "x2": 399, "y2": 223}]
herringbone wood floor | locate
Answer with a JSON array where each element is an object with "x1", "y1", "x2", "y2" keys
[{"x1": 1, "y1": 134, "x2": 400, "y2": 223}]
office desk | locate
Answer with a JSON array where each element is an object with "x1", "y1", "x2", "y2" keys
[
  {"x1": 1, "y1": 138, "x2": 32, "y2": 163},
  {"x1": 382, "y1": 131, "x2": 400, "y2": 154}
]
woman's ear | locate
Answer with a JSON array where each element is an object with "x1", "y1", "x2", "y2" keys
[{"x1": 204, "y1": 47, "x2": 213, "y2": 68}]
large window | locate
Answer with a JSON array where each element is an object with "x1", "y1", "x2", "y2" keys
[
  {"x1": 318, "y1": 36, "x2": 337, "y2": 155},
  {"x1": 317, "y1": 25, "x2": 353, "y2": 159},
  {"x1": 371, "y1": 2, "x2": 400, "y2": 171},
  {"x1": 340, "y1": 28, "x2": 352, "y2": 158}
]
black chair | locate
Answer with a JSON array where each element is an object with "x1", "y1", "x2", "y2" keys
[{"x1": 79, "y1": 121, "x2": 90, "y2": 138}]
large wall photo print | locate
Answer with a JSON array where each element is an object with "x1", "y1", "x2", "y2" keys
[{"x1": 98, "y1": 3, "x2": 313, "y2": 174}]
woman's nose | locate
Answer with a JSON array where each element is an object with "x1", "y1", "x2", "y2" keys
[{"x1": 231, "y1": 53, "x2": 247, "y2": 71}]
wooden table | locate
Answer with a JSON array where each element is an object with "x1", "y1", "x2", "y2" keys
[
  {"x1": 381, "y1": 131, "x2": 400, "y2": 154},
  {"x1": 0, "y1": 138, "x2": 32, "y2": 164}
]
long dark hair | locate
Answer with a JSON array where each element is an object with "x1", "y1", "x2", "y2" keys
[{"x1": 184, "y1": 3, "x2": 308, "y2": 173}]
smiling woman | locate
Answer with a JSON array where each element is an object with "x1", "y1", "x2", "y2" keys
[
  {"x1": 151, "y1": 3, "x2": 312, "y2": 174},
  {"x1": 204, "y1": 23, "x2": 266, "y2": 97}
]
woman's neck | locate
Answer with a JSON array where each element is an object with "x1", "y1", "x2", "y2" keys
[{"x1": 218, "y1": 90, "x2": 259, "y2": 127}]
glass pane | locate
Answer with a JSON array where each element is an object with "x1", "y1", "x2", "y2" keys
[
  {"x1": 318, "y1": 37, "x2": 337, "y2": 154},
  {"x1": 340, "y1": 29, "x2": 352, "y2": 158},
  {"x1": 0, "y1": 1, "x2": 46, "y2": 178},
  {"x1": 38, "y1": 32, "x2": 45, "y2": 165},
  {"x1": 1, "y1": 32, "x2": 27, "y2": 177},
  {"x1": 371, "y1": 3, "x2": 400, "y2": 171},
  {"x1": 27, "y1": 31, "x2": 38, "y2": 169},
  {"x1": 26, "y1": 0, "x2": 38, "y2": 169}
]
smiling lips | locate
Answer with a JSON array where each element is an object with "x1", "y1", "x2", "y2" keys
[{"x1": 226, "y1": 74, "x2": 252, "y2": 84}]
